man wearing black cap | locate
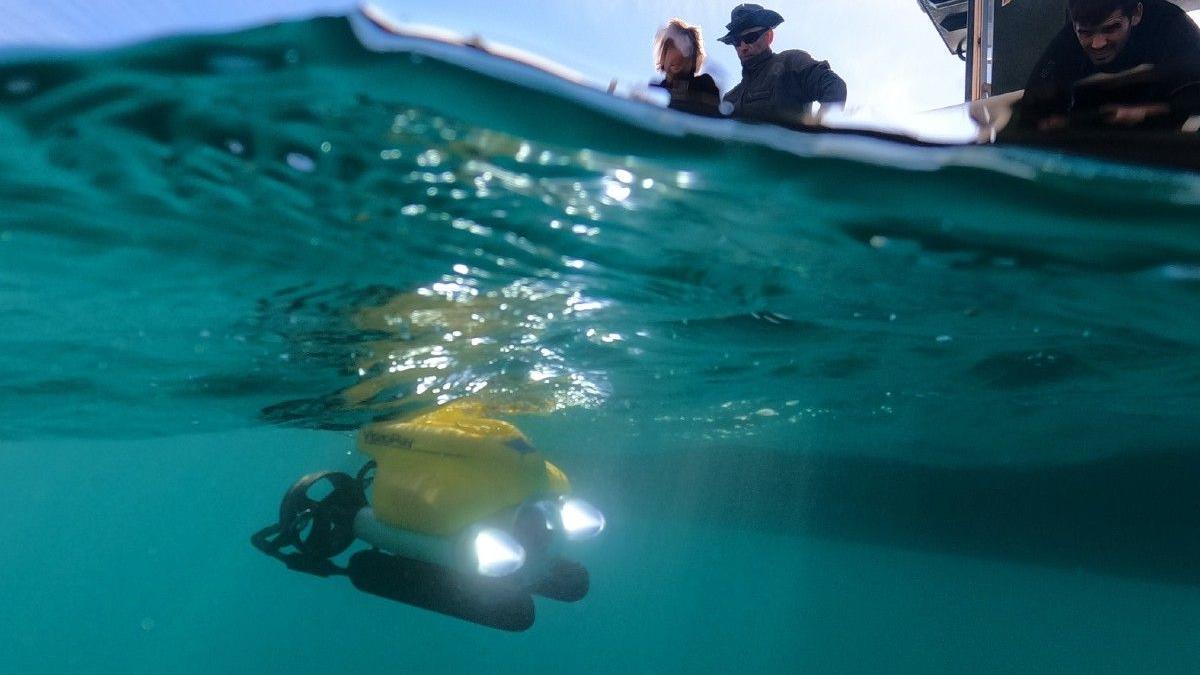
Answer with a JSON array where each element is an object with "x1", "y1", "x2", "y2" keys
[{"x1": 718, "y1": 3, "x2": 848, "y2": 124}]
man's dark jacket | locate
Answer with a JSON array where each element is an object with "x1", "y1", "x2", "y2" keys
[
  {"x1": 1021, "y1": 0, "x2": 1200, "y2": 126},
  {"x1": 722, "y1": 49, "x2": 848, "y2": 124}
]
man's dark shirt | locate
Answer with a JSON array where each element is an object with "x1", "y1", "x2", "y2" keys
[
  {"x1": 1021, "y1": 0, "x2": 1200, "y2": 126},
  {"x1": 722, "y1": 49, "x2": 848, "y2": 124},
  {"x1": 653, "y1": 73, "x2": 722, "y2": 117}
]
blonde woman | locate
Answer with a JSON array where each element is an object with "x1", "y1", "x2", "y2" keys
[{"x1": 652, "y1": 18, "x2": 722, "y2": 116}]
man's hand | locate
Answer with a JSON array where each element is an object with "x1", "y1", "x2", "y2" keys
[
  {"x1": 1100, "y1": 102, "x2": 1172, "y2": 126},
  {"x1": 1037, "y1": 114, "x2": 1070, "y2": 131}
]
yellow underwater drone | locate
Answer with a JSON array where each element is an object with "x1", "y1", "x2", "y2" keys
[
  {"x1": 255, "y1": 401, "x2": 605, "y2": 629},
  {"x1": 354, "y1": 402, "x2": 604, "y2": 576}
]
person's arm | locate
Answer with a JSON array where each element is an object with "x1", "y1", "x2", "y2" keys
[
  {"x1": 675, "y1": 74, "x2": 722, "y2": 117},
  {"x1": 1150, "y1": 8, "x2": 1200, "y2": 120},
  {"x1": 1151, "y1": 3, "x2": 1200, "y2": 65},
  {"x1": 809, "y1": 63, "x2": 848, "y2": 104},
  {"x1": 782, "y1": 53, "x2": 847, "y2": 107},
  {"x1": 1016, "y1": 24, "x2": 1080, "y2": 128},
  {"x1": 695, "y1": 74, "x2": 720, "y2": 98},
  {"x1": 721, "y1": 83, "x2": 742, "y2": 117},
  {"x1": 1170, "y1": 81, "x2": 1200, "y2": 118}
]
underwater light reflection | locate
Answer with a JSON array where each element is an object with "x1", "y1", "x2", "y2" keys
[{"x1": 603, "y1": 179, "x2": 632, "y2": 202}]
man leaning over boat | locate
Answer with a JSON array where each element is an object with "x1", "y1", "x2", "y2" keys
[
  {"x1": 1018, "y1": 0, "x2": 1200, "y2": 130},
  {"x1": 716, "y1": 3, "x2": 848, "y2": 125}
]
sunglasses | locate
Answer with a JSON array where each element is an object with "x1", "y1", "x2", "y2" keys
[{"x1": 735, "y1": 28, "x2": 769, "y2": 46}]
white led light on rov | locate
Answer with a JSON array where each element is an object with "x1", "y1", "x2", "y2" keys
[
  {"x1": 559, "y1": 497, "x2": 605, "y2": 541},
  {"x1": 473, "y1": 527, "x2": 527, "y2": 577}
]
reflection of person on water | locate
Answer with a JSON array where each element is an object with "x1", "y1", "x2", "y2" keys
[
  {"x1": 651, "y1": 19, "x2": 722, "y2": 117},
  {"x1": 717, "y1": 3, "x2": 848, "y2": 124},
  {"x1": 1019, "y1": 0, "x2": 1200, "y2": 130}
]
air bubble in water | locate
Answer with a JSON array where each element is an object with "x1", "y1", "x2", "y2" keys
[{"x1": 286, "y1": 152, "x2": 315, "y2": 173}]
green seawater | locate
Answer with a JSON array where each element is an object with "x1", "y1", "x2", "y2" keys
[{"x1": 1, "y1": 16, "x2": 1200, "y2": 673}]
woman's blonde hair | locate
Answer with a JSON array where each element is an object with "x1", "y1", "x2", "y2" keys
[{"x1": 653, "y1": 18, "x2": 705, "y2": 75}]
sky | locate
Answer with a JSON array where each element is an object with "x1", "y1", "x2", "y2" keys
[
  {"x1": 8, "y1": 1, "x2": 1198, "y2": 112},
  {"x1": 3, "y1": 0, "x2": 968, "y2": 111}
]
